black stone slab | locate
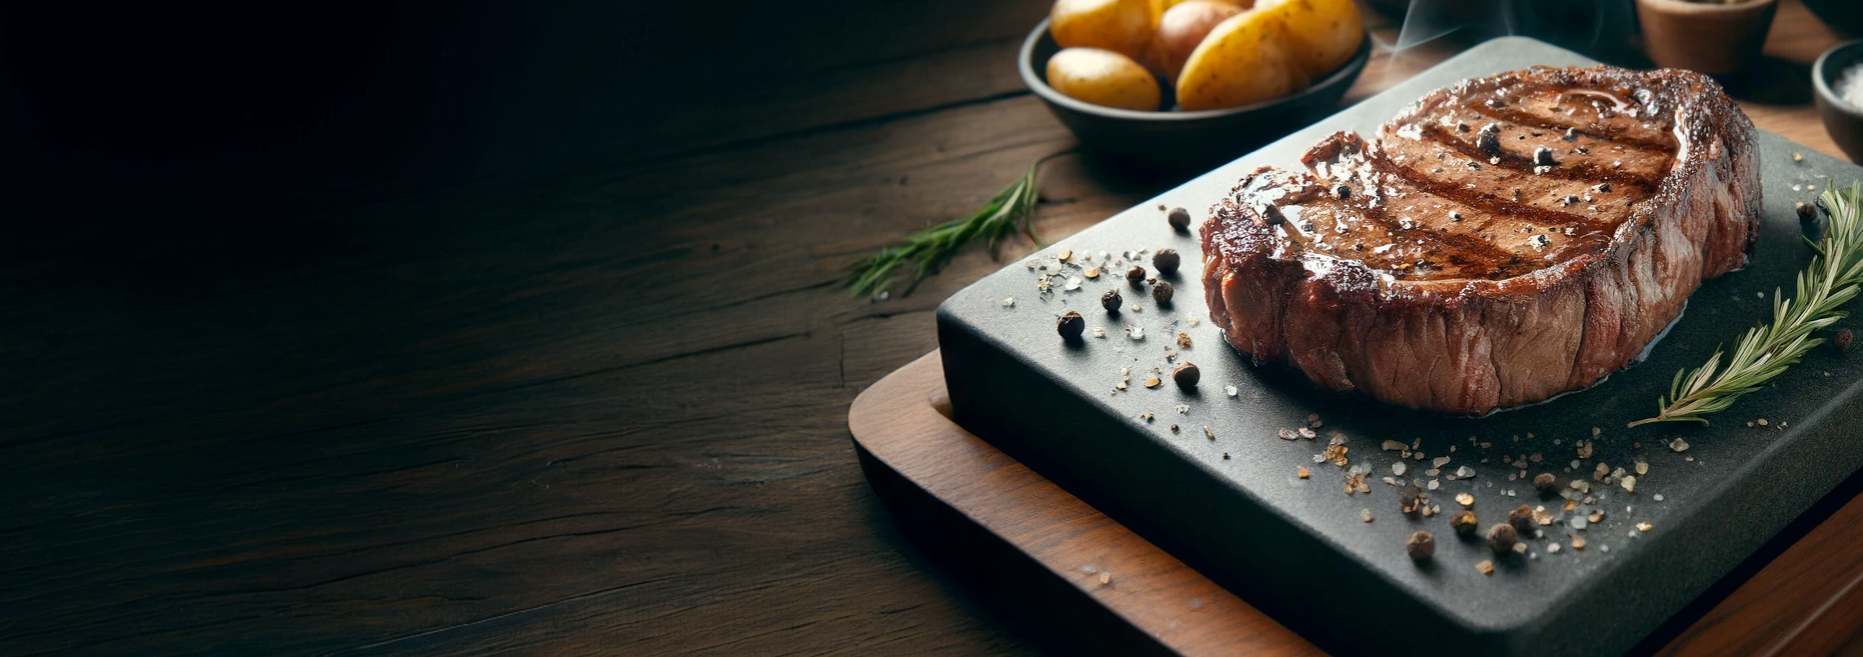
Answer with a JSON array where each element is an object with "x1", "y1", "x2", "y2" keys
[{"x1": 936, "y1": 37, "x2": 1863, "y2": 657}]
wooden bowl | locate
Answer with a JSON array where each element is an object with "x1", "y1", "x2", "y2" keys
[
  {"x1": 1019, "y1": 18, "x2": 1371, "y2": 167},
  {"x1": 1814, "y1": 39, "x2": 1863, "y2": 163},
  {"x1": 1635, "y1": 0, "x2": 1779, "y2": 77}
]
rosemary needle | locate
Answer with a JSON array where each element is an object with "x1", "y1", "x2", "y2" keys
[
  {"x1": 1631, "y1": 182, "x2": 1863, "y2": 427},
  {"x1": 846, "y1": 153, "x2": 1064, "y2": 298}
]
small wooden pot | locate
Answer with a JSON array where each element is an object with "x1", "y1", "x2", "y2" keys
[{"x1": 1636, "y1": 0, "x2": 1779, "y2": 76}]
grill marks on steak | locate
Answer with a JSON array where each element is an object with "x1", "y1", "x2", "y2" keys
[{"x1": 1200, "y1": 66, "x2": 1761, "y2": 414}]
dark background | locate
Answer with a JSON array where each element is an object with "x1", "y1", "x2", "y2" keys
[{"x1": 0, "y1": 1, "x2": 1074, "y2": 654}]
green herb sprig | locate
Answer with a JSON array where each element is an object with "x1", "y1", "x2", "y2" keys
[
  {"x1": 846, "y1": 153, "x2": 1061, "y2": 298},
  {"x1": 1630, "y1": 183, "x2": 1863, "y2": 427}
]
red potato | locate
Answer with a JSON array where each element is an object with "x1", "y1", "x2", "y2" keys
[{"x1": 1156, "y1": 0, "x2": 1246, "y2": 81}]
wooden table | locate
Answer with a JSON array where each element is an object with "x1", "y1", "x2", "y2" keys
[{"x1": 0, "y1": 2, "x2": 1852, "y2": 655}]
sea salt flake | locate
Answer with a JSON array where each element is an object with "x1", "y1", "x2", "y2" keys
[
  {"x1": 1455, "y1": 466, "x2": 1477, "y2": 479},
  {"x1": 1127, "y1": 327, "x2": 1145, "y2": 340},
  {"x1": 1001, "y1": 297, "x2": 1016, "y2": 307},
  {"x1": 1224, "y1": 385, "x2": 1238, "y2": 397},
  {"x1": 1669, "y1": 438, "x2": 1689, "y2": 452},
  {"x1": 1065, "y1": 277, "x2": 1082, "y2": 291},
  {"x1": 1393, "y1": 463, "x2": 1408, "y2": 476}
]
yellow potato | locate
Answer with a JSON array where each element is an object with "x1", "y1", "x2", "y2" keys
[
  {"x1": 1046, "y1": 48, "x2": 1162, "y2": 111},
  {"x1": 1252, "y1": 0, "x2": 1363, "y2": 78},
  {"x1": 1156, "y1": 0, "x2": 1245, "y2": 81},
  {"x1": 1147, "y1": 0, "x2": 1250, "y2": 26},
  {"x1": 1175, "y1": 10, "x2": 1306, "y2": 111},
  {"x1": 1051, "y1": 0, "x2": 1153, "y2": 62}
]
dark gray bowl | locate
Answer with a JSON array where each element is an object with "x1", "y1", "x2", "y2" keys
[
  {"x1": 1019, "y1": 18, "x2": 1371, "y2": 167},
  {"x1": 1813, "y1": 39, "x2": 1863, "y2": 163}
]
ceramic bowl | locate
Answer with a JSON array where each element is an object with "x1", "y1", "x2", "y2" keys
[
  {"x1": 1814, "y1": 39, "x2": 1863, "y2": 163},
  {"x1": 1019, "y1": 18, "x2": 1371, "y2": 167}
]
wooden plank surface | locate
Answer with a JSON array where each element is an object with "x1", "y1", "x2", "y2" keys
[
  {"x1": 850, "y1": 352, "x2": 1863, "y2": 657},
  {"x1": 0, "y1": 1, "x2": 1854, "y2": 655}
]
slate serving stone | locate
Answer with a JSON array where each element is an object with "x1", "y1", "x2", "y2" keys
[{"x1": 936, "y1": 37, "x2": 1863, "y2": 656}]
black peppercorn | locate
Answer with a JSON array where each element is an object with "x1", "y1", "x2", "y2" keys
[
  {"x1": 1172, "y1": 362, "x2": 1199, "y2": 389},
  {"x1": 1398, "y1": 485, "x2": 1424, "y2": 517},
  {"x1": 1101, "y1": 289, "x2": 1123, "y2": 312},
  {"x1": 1476, "y1": 123, "x2": 1501, "y2": 156},
  {"x1": 1533, "y1": 472, "x2": 1558, "y2": 495},
  {"x1": 1260, "y1": 203, "x2": 1285, "y2": 225},
  {"x1": 1153, "y1": 248, "x2": 1181, "y2": 276},
  {"x1": 1487, "y1": 523, "x2": 1518, "y2": 554},
  {"x1": 1838, "y1": 328, "x2": 1854, "y2": 351},
  {"x1": 1057, "y1": 311, "x2": 1085, "y2": 341},
  {"x1": 1405, "y1": 530, "x2": 1436, "y2": 561},
  {"x1": 1450, "y1": 509, "x2": 1479, "y2": 537},
  {"x1": 1507, "y1": 504, "x2": 1536, "y2": 535},
  {"x1": 1798, "y1": 201, "x2": 1819, "y2": 222},
  {"x1": 1168, "y1": 207, "x2": 1191, "y2": 231},
  {"x1": 1152, "y1": 281, "x2": 1174, "y2": 304},
  {"x1": 1127, "y1": 265, "x2": 1147, "y2": 284}
]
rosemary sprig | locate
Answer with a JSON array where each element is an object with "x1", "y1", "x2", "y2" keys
[
  {"x1": 1630, "y1": 183, "x2": 1863, "y2": 427},
  {"x1": 845, "y1": 153, "x2": 1061, "y2": 297}
]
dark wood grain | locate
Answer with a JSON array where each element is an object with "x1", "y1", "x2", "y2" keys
[{"x1": 0, "y1": 1, "x2": 1855, "y2": 656}]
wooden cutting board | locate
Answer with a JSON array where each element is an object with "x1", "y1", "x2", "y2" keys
[{"x1": 851, "y1": 351, "x2": 1863, "y2": 657}]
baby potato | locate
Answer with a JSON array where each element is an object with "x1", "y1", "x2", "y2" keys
[
  {"x1": 1253, "y1": 0, "x2": 1363, "y2": 78},
  {"x1": 1051, "y1": 0, "x2": 1153, "y2": 62},
  {"x1": 1156, "y1": 0, "x2": 1245, "y2": 81},
  {"x1": 1175, "y1": 10, "x2": 1306, "y2": 111},
  {"x1": 1046, "y1": 47, "x2": 1163, "y2": 111},
  {"x1": 1148, "y1": 0, "x2": 1250, "y2": 26}
]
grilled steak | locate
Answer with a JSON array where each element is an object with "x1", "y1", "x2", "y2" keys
[{"x1": 1200, "y1": 66, "x2": 1760, "y2": 414}]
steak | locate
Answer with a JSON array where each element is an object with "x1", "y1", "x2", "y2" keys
[{"x1": 1199, "y1": 66, "x2": 1760, "y2": 414}]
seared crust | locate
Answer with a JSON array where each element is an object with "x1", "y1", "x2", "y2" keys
[{"x1": 1200, "y1": 65, "x2": 1760, "y2": 414}]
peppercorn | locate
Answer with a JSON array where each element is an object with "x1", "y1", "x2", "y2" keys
[
  {"x1": 1533, "y1": 472, "x2": 1558, "y2": 495},
  {"x1": 1172, "y1": 362, "x2": 1199, "y2": 389},
  {"x1": 1487, "y1": 523, "x2": 1518, "y2": 554},
  {"x1": 1127, "y1": 265, "x2": 1146, "y2": 284},
  {"x1": 1797, "y1": 201, "x2": 1819, "y2": 223},
  {"x1": 1476, "y1": 123, "x2": 1501, "y2": 156},
  {"x1": 1168, "y1": 207, "x2": 1190, "y2": 231},
  {"x1": 1838, "y1": 328, "x2": 1855, "y2": 351},
  {"x1": 1507, "y1": 504, "x2": 1536, "y2": 535},
  {"x1": 1152, "y1": 281, "x2": 1174, "y2": 304},
  {"x1": 1398, "y1": 485, "x2": 1424, "y2": 517},
  {"x1": 1153, "y1": 248, "x2": 1181, "y2": 276},
  {"x1": 1057, "y1": 311, "x2": 1085, "y2": 341},
  {"x1": 1405, "y1": 530, "x2": 1436, "y2": 561},
  {"x1": 1450, "y1": 509, "x2": 1479, "y2": 537},
  {"x1": 1100, "y1": 289, "x2": 1122, "y2": 312}
]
